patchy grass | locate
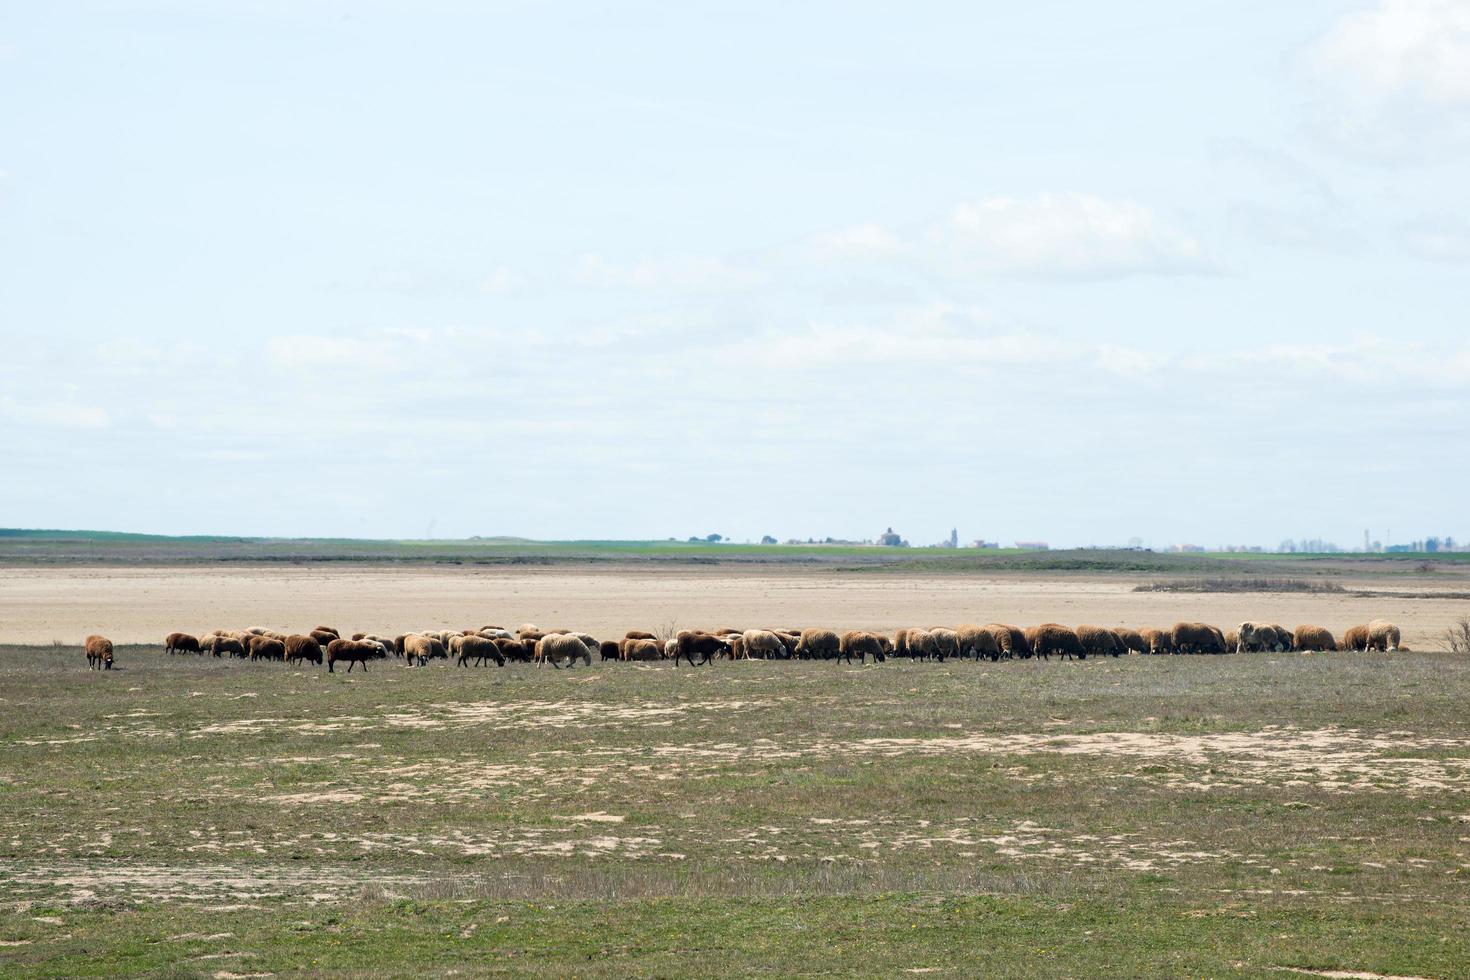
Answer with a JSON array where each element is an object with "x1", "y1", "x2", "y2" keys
[
  {"x1": 1134, "y1": 578, "x2": 1347, "y2": 594},
  {"x1": 2, "y1": 645, "x2": 1469, "y2": 976}
]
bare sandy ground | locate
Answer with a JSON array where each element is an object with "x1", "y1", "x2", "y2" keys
[{"x1": 0, "y1": 563, "x2": 1463, "y2": 649}]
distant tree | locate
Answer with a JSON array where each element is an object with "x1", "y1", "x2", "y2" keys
[
  {"x1": 760, "y1": 535, "x2": 777, "y2": 545},
  {"x1": 1427, "y1": 537, "x2": 1442, "y2": 553}
]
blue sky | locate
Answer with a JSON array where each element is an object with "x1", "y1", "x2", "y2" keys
[{"x1": 2, "y1": 1, "x2": 1468, "y2": 547}]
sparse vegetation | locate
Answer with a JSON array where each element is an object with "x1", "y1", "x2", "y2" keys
[
  {"x1": 1443, "y1": 616, "x2": 1470, "y2": 654},
  {"x1": 1134, "y1": 577, "x2": 1346, "y2": 593},
  {"x1": 2, "y1": 644, "x2": 1469, "y2": 975}
]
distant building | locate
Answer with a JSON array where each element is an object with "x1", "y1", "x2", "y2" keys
[
  {"x1": 1014, "y1": 541, "x2": 1049, "y2": 551},
  {"x1": 949, "y1": 528, "x2": 958, "y2": 548},
  {"x1": 878, "y1": 527, "x2": 907, "y2": 547}
]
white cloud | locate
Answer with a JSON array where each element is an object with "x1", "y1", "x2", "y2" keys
[
  {"x1": 927, "y1": 194, "x2": 1209, "y2": 278},
  {"x1": 808, "y1": 222, "x2": 905, "y2": 260},
  {"x1": 575, "y1": 253, "x2": 763, "y2": 290},
  {"x1": 1398, "y1": 215, "x2": 1470, "y2": 260},
  {"x1": 479, "y1": 266, "x2": 521, "y2": 295},
  {"x1": 0, "y1": 396, "x2": 110, "y2": 430},
  {"x1": 1309, "y1": 0, "x2": 1470, "y2": 105}
]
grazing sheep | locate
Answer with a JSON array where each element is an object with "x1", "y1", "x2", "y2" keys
[
  {"x1": 493, "y1": 637, "x2": 532, "y2": 662},
  {"x1": 1342, "y1": 624, "x2": 1369, "y2": 651},
  {"x1": 1076, "y1": 625, "x2": 1124, "y2": 658},
  {"x1": 1027, "y1": 624, "x2": 1085, "y2": 661},
  {"x1": 984, "y1": 624, "x2": 1028, "y2": 660},
  {"x1": 675, "y1": 631, "x2": 732, "y2": 667},
  {"x1": 1139, "y1": 628, "x2": 1171, "y2": 655},
  {"x1": 793, "y1": 628, "x2": 840, "y2": 661},
  {"x1": 326, "y1": 638, "x2": 380, "y2": 672},
  {"x1": 248, "y1": 637, "x2": 286, "y2": 662},
  {"x1": 284, "y1": 634, "x2": 323, "y2": 665},
  {"x1": 838, "y1": 630, "x2": 886, "y2": 665},
  {"x1": 312, "y1": 625, "x2": 340, "y2": 638},
  {"x1": 893, "y1": 628, "x2": 912, "y2": 658},
  {"x1": 599, "y1": 639, "x2": 621, "y2": 661},
  {"x1": 622, "y1": 638, "x2": 663, "y2": 661},
  {"x1": 1367, "y1": 619, "x2": 1401, "y2": 652},
  {"x1": 165, "y1": 632, "x2": 200, "y2": 655},
  {"x1": 1115, "y1": 627, "x2": 1148, "y2": 656},
  {"x1": 403, "y1": 634, "x2": 437, "y2": 666},
  {"x1": 928, "y1": 628, "x2": 960, "y2": 662},
  {"x1": 85, "y1": 635, "x2": 113, "y2": 670},
  {"x1": 214, "y1": 636, "x2": 245, "y2": 658},
  {"x1": 625, "y1": 630, "x2": 656, "y2": 641},
  {"x1": 1224, "y1": 629, "x2": 1239, "y2": 652},
  {"x1": 1170, "y1": 622, "x2": 1226, "y2": 655},
  {"x1": 538, "y1": 632, "x2": 592, "y2": 669},
  {"x1": 1292, "y1": 624, "x2": 1337, "y2": 652},
  {"x1": 1207, "y1": 625, "x2": 1228, "y2": 653},
  {"x1": 904, "y1": 628, "x2": 938, "y2": 661},
  {"x1": 1236, "y1": 622, "x2": 1277, "y2": 653},
  {"x1": 198, "y1": 634, "x2": 219, "y2": 656},
  {"x1": 457, "y1": 635, "x2": 506, "y2": 667},
  {"x1": 309, "y1": 629, "x2": 340, "y2": 649},
  {"x1": 741, "y1": 629, "x2": 789, "y2": 660},
  {"x1": 479, "y1": 628, "x2": 513, "y2": 640}
]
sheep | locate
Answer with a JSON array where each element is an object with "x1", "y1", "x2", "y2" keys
[
  {"x1": 893, "y1": 628, "x2": 912, "y2": 658},
  {"x1": 904, "y1": 628, "x2": 938, "y2": 661},
  {"x1": 248, "y1": 637, "x2": 286, "y2": 662},
  {"x1": 1367, "y1": 619, "x2": 1401, "y2": 652},
  {"x1": 664, "y1": 638, "x2": 679, "y2": 659},
  {"x1": 457, "y1": 635, "x2": 506, "y2": 667},
  {"x1": 675, "y1": 631, "x2": 732, "y2": 667},
  {"x1": 326, "y1": 638, "x2": 380, "y2": 672},
  {"x1": 309, "y1": 629, "x2": 340, "y2": 649},
  {"x1": 494, "y1": 637, "x2": 532, "y2": 662},
  {"x1": 1115, "y1": 627, "x2": 1148, "y2": 656},
  {"x1": 198, "y1": 634, "x2": 219, "y2": 656},
  {"x1": 284, "y1": 634, "x2": 323, "y2": 665},
  {"x1": 1076, "y1": 625, "x2": 1124, "y2": 658},
  {"x1": 85, "y1": 635, "x2": 113, "y2": 670},
  {"x1": 1139, "y1": 628, "x2": 1172, "y2": 655},
  {"x1": 479, "y1": 628, "x2": 513, "y2": 640},
  {"x1": 1027, "y1": 624, "x2": 1085, "y2": 661},
  {"x1": 538, "y1": 632, "x2": 592, "y2": 669},
  {"x1": 402, "y1": 634, "x2": 437, "y2": 666},
  {"x1": 838, "y1": 630, "x2": 886, "y2": 665},
  {"x1": 624, "y1": 630, "x2": 656, "y2": 641},
  {"x1": 984, "y1": 624, "x2": 1028, "y2": 660},
  {"x1": 313, "y1": 625, "x2": 340, "y2": 638},
  {"x1": 214, "y1": 636, "x2": 245, "y2": 658},
  {"x1": 1292, "y1": 624, "x2": 1337, "y2": 652},
  {"x1": 928, "y1": 628, "x2": 960, "y2": 662},
  {"x1": 165, "y1": 631, "x2": 200, "y2": 655},
  {"x1": 1207, "y1": 625, "x2": 1228, "y2": 653},
  {"x1": 1341, "y1": 624, "x2": 1369, "y2": 651},
  {"x1": 599, "y1": 639, "x2": 621, "y2": 661},
  {"x1": 793, "y1": 628, "x2": 840, "y2": 662},
  {"x1": 622, "y1": 638, "x2": 663, "y2": 661},
  {"x1": 1170, "y1": 622, "x2": 1226, "y2": 655},
  {"x1": 741, "y1": 629, "x2": 788, "y2": 660},
  {"x1": 1236, "y1": 622, "x2": 1277, "y2": 653},
  {"x1": 571, "y1": 632, "x2": 601, "y2": 660}
]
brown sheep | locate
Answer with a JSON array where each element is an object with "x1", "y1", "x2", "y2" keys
[
  {"x1": 622, "y1": 638, "x2": 663, "y2": 661},
  {"x1": 309, "y1": 629, "x2": 340, "y2": 649},
  {"x1": 248, "y1": 636, "x2": 286, "y2": 662},
  {"x1": 904, "y1": 628, "x2": 938, "y2": 660},
  {"x1": 198, "y1": 634, "x2": 219, "y2": 656},
  {"x1": 1139, "y1": 628, "x2": 1171, "y2": 655},
  {"x1": 284, "y1": 634, "x2": 323, "y2": 665},
  {"x1": 1076, "y1": 625, "x2": 1124, "y2": 658},
  {"x1": 675, "y1": 631, "x2": 732, "y2": 667},
  {"x1": 165, "y1": 631, "x2": 200, "y2": 655},
  {"x1": 1224, "y1": 629, "x2": 1239, "y2": 653},
  {"x1": 599, "y1": 639, "x2": 621, "y2": 661},
  {"x1": 312, "y1": 625, "x2": 340, "y2": 638},
  {"x1": 457, "y1": 635, "x2": 506, "y2": 667},
  {"x1": 214, "y1": 636, "x2": 245, "y2": 658},
  {"x1": 1170, "y1": 622, "x2": 1226, "y2": 655},
  {"x1": 538, "y1": 632, "x2": 592, "y2": 669},
  {"x1": 1027, "y1": 624, "x2": 1085, "y2": 660},
  {"x1": 1115, "y1": 627, "x2": 1148, "y2": 656},
  {"x1": 494, "y1": 637, "x2": 532, "y2": 662},
  {"x1": 1342, "y1": 624, "x2": 1369, "y2": 651},
  {"x1": 893, "y1": 628, "x2": 911, "y2": 658},
  {"x1": 625, "y1": 630, "x2": 656, "y2": 641},
  {"x1": 326, "y1": 638, "x2": 380, "y2": 672},
  {"x1": 983, "y1": 624, "x2": 1029, "y2": 660},
  {"x1": 1367, "y1": 619, "x2": 1401, "y2": 652},
  {"x1": 85, "y1": 634, "x2": 113, "y2": 670},
  {"x1": 793, "y1": 628, "x2": 840, "y2": 661},
  {"x1": 1293, "y1": 624, "x2": 1337, "y2": 652},
  {"x1": 837, "y1": 630, "x2": 886, "y2": 664},
  {"x1": 403, "y1": 634, "x2": 437, "y2": 666},
  {"x1": 928, "y1": 627, "x2": 960, "y2": 662}
]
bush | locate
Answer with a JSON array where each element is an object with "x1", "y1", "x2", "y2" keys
[{"x1": 1444, "y1": 618, "x2": 1470, "y2": 654}]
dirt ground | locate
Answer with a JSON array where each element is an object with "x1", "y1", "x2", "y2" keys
[{"x1": 0, "y1": 563, "x2": 1463, "y2": 649}]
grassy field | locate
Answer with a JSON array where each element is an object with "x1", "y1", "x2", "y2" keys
[{"x1": 3, "y1": 646, "x2": 1469, "y2": 976}]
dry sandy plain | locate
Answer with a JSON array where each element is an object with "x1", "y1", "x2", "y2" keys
[{"x1": 1, "y1": 562, "x2": 1465, "y2": 648}]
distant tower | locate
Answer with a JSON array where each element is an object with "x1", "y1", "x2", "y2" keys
[
  {"x1": 1364, "y1": 529, "x2": 1370, "y2": 553},
  {"x1": 950, "y1": 528, "x2": 958, "y2": 548}
]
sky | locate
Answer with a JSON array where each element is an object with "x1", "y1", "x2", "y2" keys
[{"x1": 2, "y1": 0, "x2": 1468, "y2": 547}]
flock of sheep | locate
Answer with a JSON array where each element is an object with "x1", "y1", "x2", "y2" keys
[{"x1": 78, "y1": 618, "x2": 1406, "y2": 672}]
